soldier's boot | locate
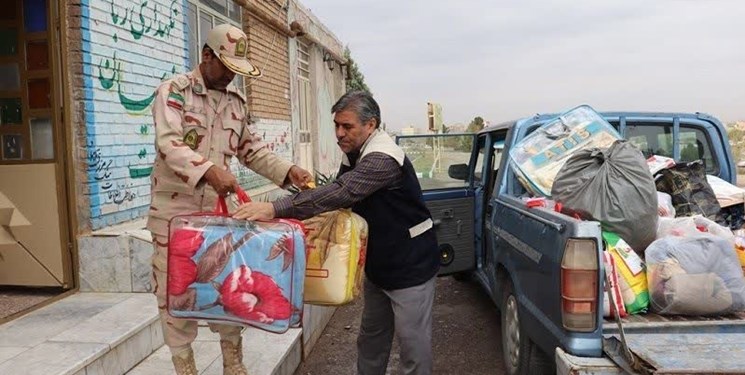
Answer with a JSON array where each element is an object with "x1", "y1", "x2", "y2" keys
[
  {"x1": 171, "y1": 346, "x2": 198, "y2": 375},
  {"x1": 221, "y1": 336, "x2": 249, "y2": 375}
]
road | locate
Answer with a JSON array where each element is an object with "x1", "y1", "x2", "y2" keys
[{"x1": 294, "y1": 276, "x2": 506, "y2": 375}]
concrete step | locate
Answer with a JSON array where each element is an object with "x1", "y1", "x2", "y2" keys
[
  {"x1": 0, "y1": 292, "x2": 329, "y2": 375},
  {"x1": 0, "y1": 293, "x2": 160, "y2": 375},
  {"x1": 126, "y1": 326, "x2": 302, "y2": 375}
]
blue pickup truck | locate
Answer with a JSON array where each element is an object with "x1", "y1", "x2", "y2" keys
[{"x1": 397, "y1": 111, "x2": 745, "y2": 375}]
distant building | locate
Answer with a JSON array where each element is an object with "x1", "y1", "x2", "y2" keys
[
  {"x1": 401, "y1": 126, "x2": 418, "y2": 135},
  {"x1": 447, "y1": 123, "x2": 467, "y2": 133}
]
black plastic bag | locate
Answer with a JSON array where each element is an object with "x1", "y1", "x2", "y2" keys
[
  {"x1": 552, "y1": 140, "x2": 658, "y2": 253},
  {"x1": 654, "y1": 160, "x2": 725, "y2": 224}
]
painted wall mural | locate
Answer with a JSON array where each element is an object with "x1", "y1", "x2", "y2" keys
[
  {"x1": 83, "y1": 0, "x2": 188, "y2": 229},
  {"x1": 234, "y1": 119, "x2": 293, "y2": 189}
]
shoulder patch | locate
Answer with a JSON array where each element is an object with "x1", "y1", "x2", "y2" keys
[{"x1": 171, "y1": 74, "x2": 191, "y2": 91}]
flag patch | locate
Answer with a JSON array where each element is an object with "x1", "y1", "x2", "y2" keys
[{"x1": 167, "y1": 92, "x2": 185, "y2": 110}]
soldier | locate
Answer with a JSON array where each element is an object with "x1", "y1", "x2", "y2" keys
[{"x1": 147, "y1": 24, "x2": 312, "y2": 375}]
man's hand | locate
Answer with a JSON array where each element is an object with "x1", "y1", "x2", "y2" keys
[
  {"x1": 202, "y1": 165, "x2": 239, "y2": 196},
  {"x1": 286, "y1": 165, "x2": 314, "y2": 189},
  {"x1": 233, "y1": 202, "x2": 276, "y2": 221}
]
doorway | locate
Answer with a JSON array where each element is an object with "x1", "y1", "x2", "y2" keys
[{"x1": 0, "y1": 0, "x2": 72, "y2": 319}]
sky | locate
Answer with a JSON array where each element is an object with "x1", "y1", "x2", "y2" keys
[{"x1": 300, "y1": 0, "x2": 745, "y2": 130}]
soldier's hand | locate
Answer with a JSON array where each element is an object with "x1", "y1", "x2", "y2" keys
[
  {"x1": 286, "y1": 165, "x2": 314, "y2": 189},
  {"x1": 203, "y1": 165, "x2": 239, "y2": 196}
]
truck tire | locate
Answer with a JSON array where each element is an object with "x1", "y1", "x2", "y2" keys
[{"x1": 501, "y1": 281, "x2": 554, "y2": 375}]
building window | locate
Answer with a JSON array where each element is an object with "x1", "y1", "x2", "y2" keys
[
  {"x1": 186, "y1": 0, "x2": 244, "y2": 90},
  {"x1": 0, "y1": 0, "x2": 56, "y2": 163},
  {"x1": 297, "y1": 40, "x2": 311, "y2": 139},
  {"x1": 296, "y1": 40, "x2": 313, "y2": 171}
]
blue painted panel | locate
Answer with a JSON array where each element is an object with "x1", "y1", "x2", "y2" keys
[{"x1": 24, "y1": 0, "x2": 47, "y2": 33}]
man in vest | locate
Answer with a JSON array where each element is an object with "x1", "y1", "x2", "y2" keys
[
  {"x1": 148, "y1": 24, "x2": 312, "y2": 375},
  {"x1": 233, "y1": 90, "x2": 440, "y2": 375}
]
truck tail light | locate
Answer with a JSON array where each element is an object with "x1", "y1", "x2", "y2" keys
[{"x1": 561, "y1": 238, "x2": 598, "y2": 332}]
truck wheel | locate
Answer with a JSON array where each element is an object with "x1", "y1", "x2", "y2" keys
[{"x1": 501, "y1": 282, "x2": 554, "y2": 375}]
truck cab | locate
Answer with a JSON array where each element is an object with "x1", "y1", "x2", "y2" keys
[{"x1": 397, "y1": 111, "x2": 744, "y2": 375}]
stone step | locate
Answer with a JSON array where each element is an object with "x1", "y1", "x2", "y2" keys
[
  {"x1": 0, "y1": 292, "x2": 326, "y2": 375},
  {"x1": 126, "y1": 326, "x2": 302, "y2": 375},
  {"x1": 0, "y1": 293, "x2": 161, "y2": 375}
]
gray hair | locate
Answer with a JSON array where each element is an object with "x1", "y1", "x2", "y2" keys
[{"x1": 331, "y1": 90, "x2": 381, "y2": 129}]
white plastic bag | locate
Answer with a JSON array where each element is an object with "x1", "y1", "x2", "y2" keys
[
  {"x1": 657, "y1": 192, "x2": 675, "y2": 218},
  {"x1": 647, "y1": 155, "x2": 676, "y2": 175},
  {"x1": 657, "y1": 215, "x2": 734, "y2": 244}
]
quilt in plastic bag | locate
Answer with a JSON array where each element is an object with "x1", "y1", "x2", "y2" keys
[
  {"x1": 303, "y1": 209, "x2": 368, "y2": 305},
  {"x1": 646, "y1": 235, "x2": 745, "y2": 315},
  {"x1": 167, "y1": 189, "x2": 306, "y2": 333},
  {"x1": 509, "y1": 105, "x2": 621, "y2": 196}
]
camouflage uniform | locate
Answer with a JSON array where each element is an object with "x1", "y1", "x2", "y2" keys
[{"x1": 147, "y1": 67, "x2": 293, "y2": 349}]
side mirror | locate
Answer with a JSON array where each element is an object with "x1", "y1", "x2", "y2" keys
[{"x1": 448, "y1": 164, "x2": 469, "y2": 181}]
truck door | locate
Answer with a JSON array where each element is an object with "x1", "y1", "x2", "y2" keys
[{"x1": 396, "y1": 133, "x2": 477, "y2": 276}]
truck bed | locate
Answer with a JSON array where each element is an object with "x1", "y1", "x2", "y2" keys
[
  {"x1": 604, "y1": 311, "x2": 745, "y2": 332},
  {"x1": 600, "y1": 312, "x2": 745, "y2": 373}
]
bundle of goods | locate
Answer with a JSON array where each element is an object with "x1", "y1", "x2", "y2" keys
[
  {"x1": 646, "y1": 235, "x2": 745, "y2": 315},
  {"x1": 303, "y1": 209, "x2": 368, "y2": 305},
  {"x1": 706, "y1": 175, "x2": 745, "y2": 230},
  {"x1": 603, "y1": 232, "x2": 649, "y2": 314},
  {"x1": 509, "y1": 105, "x2": 621, "y2": 196},
  {"x1": 654, "y1": 160, "x2": 725, "y2": 224},
  {"x1": 167, "y1": 189, "x2": 306, "y2": 333},
  {"x1": 706, "y1": 175, "x2": 745, "y2": 208},
  {"x1": 551, "y1": 139, "x2": 658, "y2": 253}
]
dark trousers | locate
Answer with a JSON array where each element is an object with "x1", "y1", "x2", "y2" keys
[{"x1": 357, "y1": 276, "x2": 436, "y2": 375}]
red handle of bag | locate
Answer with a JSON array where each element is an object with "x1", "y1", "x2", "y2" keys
[{"x1": 215, "y1": 187, "x2": 252, "y2": 216}]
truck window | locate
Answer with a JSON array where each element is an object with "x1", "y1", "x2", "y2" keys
[
  {"x1": 398, "y1": 134, "x2": 474, "y2": 191},
  {"x1": 473, "y1": 136, "x2": 487, "y2": 185},
  {"x1": 626, "y1": 123, "x2": 718, "y2": 174},
  {"x1": 679, "y1": 126, "x2": 718, "y2": 173},
  {"x1": 625, "y1": 123, "x2": 674, "y2": 159}
]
